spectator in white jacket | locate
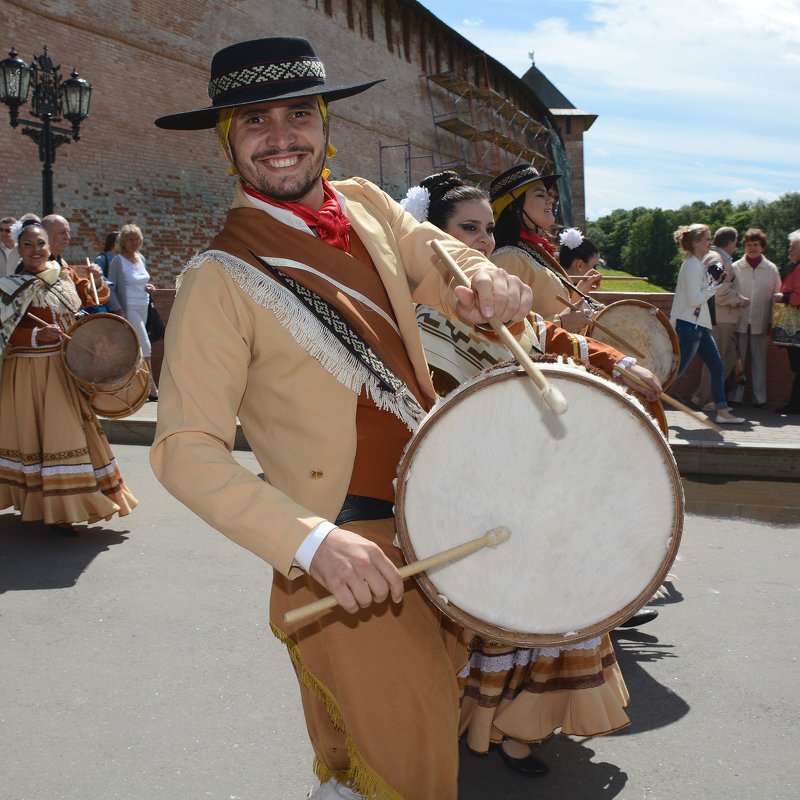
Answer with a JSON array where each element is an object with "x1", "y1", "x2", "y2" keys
[
  {"x1": 729, "y1": 228, "x2": 782, "y2": 407},
  {"x1": 670, "y1": 223, "x2": 744, "y2": 424},
  {"x1": 691, "y1": 226, "x2": 749, "y2": 411}
]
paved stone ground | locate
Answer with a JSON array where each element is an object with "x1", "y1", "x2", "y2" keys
[{"x1": 2, "y1": 445, "x2": 797, "y2": 800}]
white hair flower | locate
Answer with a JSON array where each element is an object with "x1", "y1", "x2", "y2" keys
[
  {"x1": 9, "y1": 217, "x2": 42, "y2": 243},
  {"x1": 400, "y1": 185, "x2": 431, "y2": 223},
  {"x1": 558, "y1": 227, "x2": 584, "y2": 249},
  {"x1": 9, "y1": 220, "x2": 24, "y2": 243}
]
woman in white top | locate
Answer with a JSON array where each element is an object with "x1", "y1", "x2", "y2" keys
[
  {"x1": 108, "y1": 223, "x2": 158, "y2": 399},
  {"x1": 669, "y1": 224, "x2": 743, "y2": 423}
]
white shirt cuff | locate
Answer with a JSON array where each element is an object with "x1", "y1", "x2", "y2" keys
[
  {"x1": 613, "y1": 355, "x2": 637, "y2": 375},
  {"x1": 293, "y1": 521, "x2": 337, "y2": 571}
]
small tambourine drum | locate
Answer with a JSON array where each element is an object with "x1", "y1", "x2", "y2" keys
[
  {"x1": 394, "y1": 361, "x2": 683, "y2": 648},
  {"x1": 61, "y1": 313, "x2": 149, "y2": 419},
  {"x1": 587, "y1": 299, "x2": 680, "y2": 390}
]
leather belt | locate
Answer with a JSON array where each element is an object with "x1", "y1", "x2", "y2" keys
[{"x1": 335, "y1": 494, "x2": 394, "y2": 526}]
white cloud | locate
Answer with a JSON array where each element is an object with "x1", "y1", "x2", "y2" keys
[
  {"x1": 461, "y1": 18, "x2": 484, "y2": 27},
  {"x1": 434, "y1": 0, "x2": 800, "y2": 214}
]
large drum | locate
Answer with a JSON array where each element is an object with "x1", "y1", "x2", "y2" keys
[
  {"x1": 61, "y1": 313, "x2": 150, "y2": 419},
  {"x1": 395, "y1": 361, "x2": 683, "y2": 648},
  {"x1": 587, "y1": 299, "x2": 680, "y2": 390}
]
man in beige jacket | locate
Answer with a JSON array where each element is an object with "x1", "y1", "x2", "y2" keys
[{"x1": 151, "y1": 38, "x2": 531, "y2": 800}]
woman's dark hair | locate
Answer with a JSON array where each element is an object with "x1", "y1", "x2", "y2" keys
[
  {"x1": 558, "y1": 236, "x2": 599, "y2": 269},
  {"x1": 103, "y1": 230, "x2": 120, "y2": 252},
  {"x1": 419, "y1": 171, "x2": 487, "y2": 230},
  {"x1": 493, "y1": 194, "x2": 531, "y2": 248}
]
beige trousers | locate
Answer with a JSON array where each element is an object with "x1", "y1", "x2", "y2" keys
[{"x1": 271, "y1": 517, "x2": 465, "y2": 800}]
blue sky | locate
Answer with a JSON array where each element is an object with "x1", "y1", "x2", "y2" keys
[{"x1": 419, "y1": 0, "x2": 800, "y2": 220}]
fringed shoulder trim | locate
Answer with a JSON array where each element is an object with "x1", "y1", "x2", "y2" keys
[{"x1": 178, "y1": 250, "x2": 425, "y2": 432}]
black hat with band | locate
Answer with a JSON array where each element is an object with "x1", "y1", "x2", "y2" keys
[{"x1": 155, "y1": 37, "x2": 384, "y2": 130}]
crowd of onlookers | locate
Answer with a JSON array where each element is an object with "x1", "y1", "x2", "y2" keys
[{"x1": 672, "y1": 225, "x2": 800, "y2": 419}]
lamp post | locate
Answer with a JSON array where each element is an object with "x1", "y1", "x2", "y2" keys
[{"x1": 0, "y1": 46, "x2": 92, "y2": 216}]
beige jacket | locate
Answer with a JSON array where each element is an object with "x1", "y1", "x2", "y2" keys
[
  {"x1": 491, "y1": 245, "x2": 566, "y2": 320},
  {"x1": 733, "y1": 255, "x2": 782, "y2": 334},
  {"x1": 150, "y1": 178, "x2": 494, "y2": 578},
  {"x1": 702, "y1": 246, "x2": 747, "y2": 325}
]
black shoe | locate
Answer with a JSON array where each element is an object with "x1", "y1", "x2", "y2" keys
[
  {"x1": 776, "y1": 406, "x2": 800, "y2": 415},
  {"x1": 617, "y1": 607, "x2": 659, "y2": 628},
  {"x1": 49, "y1": 523, "x2": 78, "y2": 537},
  {"x1": 497, "y1": 741, "x2": 549, "y2": 776}
]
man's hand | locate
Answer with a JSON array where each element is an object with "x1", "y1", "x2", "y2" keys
[
  {"x1": 619, "y1": 363, "x2": 662, "y2": 402},
  {"x1": 454, "y1": 268, "x2": 532, "y2": 328},
  {"x1": 307, "y1": 527, "x2": 404, "y2": 614}
]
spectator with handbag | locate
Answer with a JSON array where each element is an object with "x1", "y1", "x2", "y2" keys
[{"x1": 108, "y1": 223, "x2": 159, "y2": 400}]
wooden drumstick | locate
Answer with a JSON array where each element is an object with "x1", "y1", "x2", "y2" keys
[
  {"x1": 618, "y1": 366, "x2": 723, "y2": 434},
  {"x1": 282, "y1": 526, "x2": 512, "y2": 626},
  {"x1": 571, "y1": 275, "x2": 649, "y2": 282},
  {"x1": 25, "y1": 312, "x2": 97, "y2": 356},
  {"x1": 430, "y1": 239, "x2": 568, "y2": 415},
  {"x1": 556, "y1": 294, "x2": 647, "y2": 359},
  {"x1": 86, "y1": 257, "x2": 100, "y2": 305}
]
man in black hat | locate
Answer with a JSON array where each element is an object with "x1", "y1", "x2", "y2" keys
[{"x1": 150, "y1": 37, "x2": 531, "y2": 800}]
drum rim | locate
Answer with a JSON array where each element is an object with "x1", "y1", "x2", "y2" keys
[
  {"x1": 590, "y1": 298, "x2": 680, "y2": 391},
  {"x1": 395, "y1": 364, "x2": 684, "y2": 648},
  {"x1": 61, "y1": 313, "x2": 142, "y2": 390}
]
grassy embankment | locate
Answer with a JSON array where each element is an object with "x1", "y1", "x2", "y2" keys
[{"x1": 596, "y1": 268, "x2": 669, "y2": 293}]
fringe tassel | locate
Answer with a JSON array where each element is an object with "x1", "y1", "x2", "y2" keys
[
  {"x1": 180, "y1": 252, "x2": 424, "y2": 433},
  {"x1": 270, "y1": 622, "x2": 403, "y2": 800}
]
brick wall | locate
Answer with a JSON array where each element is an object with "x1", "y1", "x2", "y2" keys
[{"x1": 1, "y1": 0, "x2": 571, "y2": 285}]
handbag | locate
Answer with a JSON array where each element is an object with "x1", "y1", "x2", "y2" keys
[
  {"x1": 145, "y1": 296, "x2": 166, "y2": 342},
  {"x1": 772, "y1": 303, "x2": 800, "y2": 348}
]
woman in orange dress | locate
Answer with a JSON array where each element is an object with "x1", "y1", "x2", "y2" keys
[{"x1": 0, "y1": 219, "x2": 138, "y2": 531}]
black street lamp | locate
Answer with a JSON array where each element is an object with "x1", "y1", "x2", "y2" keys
[{"x1": 0, "y1": 46, "x2": 92, "y2": 216}]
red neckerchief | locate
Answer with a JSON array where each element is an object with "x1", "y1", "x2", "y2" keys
[
  {"x1": 243, "y1": 179, "x2": 351, "y2": 253},
  {"x1": 519, "y1": 229, "x2": 555, "y2": 256},
  {"x1": 745, "y1": 255, "x2": 761, "y2": 269}
]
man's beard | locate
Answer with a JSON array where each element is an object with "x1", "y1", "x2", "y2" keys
[{"x1": 243, "y1": 146, "x2": 326, "y2": 202}]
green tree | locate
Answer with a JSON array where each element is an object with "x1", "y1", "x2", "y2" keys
[
  {"x1": 621, "y1": 209, "x2": 678, "y2": 289},
  {"x1": 589, "y1": 192, "x2": 800, "y2": 282}
]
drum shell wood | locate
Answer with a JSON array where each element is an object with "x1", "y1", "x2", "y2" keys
[
  {"x1": 588, "y1": 299, "x2": 680, "y2": 390},
  {"x1": 395, "y1": 362, "x2": 683, "y2": 648},
  {"x1": 86, "y1": 362, "x2": 150, "y2": 419},
  {"x1": 61, "y1": 313, "x2": 148, "y2": 419}
]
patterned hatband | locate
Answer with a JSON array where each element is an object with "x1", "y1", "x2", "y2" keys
[{"x1": 208, "y1": 58, "x2": 326, "y2": 101}]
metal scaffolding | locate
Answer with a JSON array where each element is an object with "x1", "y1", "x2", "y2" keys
[{"x1": 426, "y1": 53, "x2": 555, "y2": 188}]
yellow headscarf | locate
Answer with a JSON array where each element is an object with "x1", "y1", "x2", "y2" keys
[
  {"x1": 215, "y1": 95, "x2": 336, "y2": 178},
  {"x1": 490, "y1": 178, "x2": 545, "y2": 222}
]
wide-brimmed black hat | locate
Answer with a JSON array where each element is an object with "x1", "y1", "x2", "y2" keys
[
  {"x1": 489, "y1": 163, "x2": 561, "y2": 219},
  {"x1": 155, "y1": 37, "x2": 384, "y2": 130}
]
